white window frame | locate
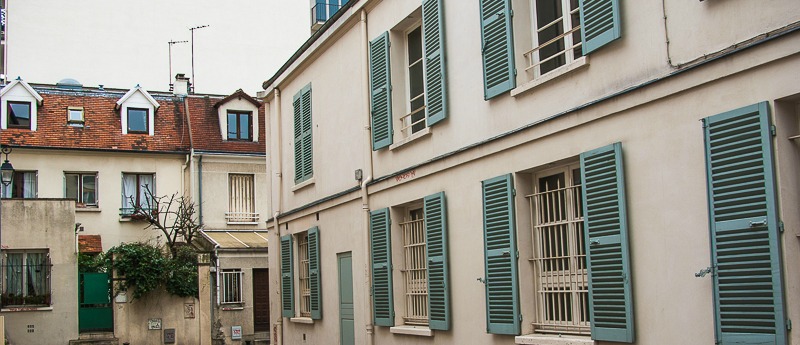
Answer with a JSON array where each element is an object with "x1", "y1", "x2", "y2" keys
[
  {"x1": 525, "y1": 0, "x2": 583, "y2": 79},
  {"x1": 1, "y1": 170, "x2": 38, "y2": 199},
  {"x1": 120, "y1": 173, "x2": 156, "y2": 216},
  {"x1": 67, "y1": 107, "x2": 85, "y2": 127},
  {"x1": 399, "y1": 21, "x2": 427, "y2": 139},
  {"x1": 65, "y1": 172, "x2": 98, "y2": 207},
  {"x1": 220, "y1": 269, "x2": 244, "y2": 305},
  {"x1": 399, "y1": 205, "x2": 429, "y2": 326}
]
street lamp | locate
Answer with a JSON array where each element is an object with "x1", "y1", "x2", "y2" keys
[{"x1": 1, "y1": 146, "x2": 14, "y2": 188}]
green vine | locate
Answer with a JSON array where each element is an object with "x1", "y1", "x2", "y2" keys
[
  {"x1": 164, "y1": 246, "x2": 199, "y2": 298},
  {"x1": 104, "y1": 243, "x2": 199, "y2": 300}
]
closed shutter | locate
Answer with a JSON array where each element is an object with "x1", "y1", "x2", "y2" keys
[
  {"x1": 293, "y1": 85, "x2": 313, "y2": 184},
  {"x1": 370, "y1": 208, "x2": 394, "y2": 326},
  {"x1": 424, "y1": 192, "x2": 450, "y2": 330},
  {"x1": 580, "y1": 142, "x2": 634, "y2": 343},
  {"x1": 481, "y1": 174, "x2": 520, "y2": 335},
  {"x1": 293, "y1": 91, "x2": 303, "y2": 183},
  {"x1": 579, "y1": 0, "x2": 621, "y2": 55},
  {"x1": 422, "y1": 0, "x2": 447, "y2": 126},
  {"x1": 369, "y1": 32, "x2": 393, "y2": 150},
  {"x1": 280, "y1": 235, "x2": 295, "y2": 317},
  {"x1": 479, "y1": 0, "x2": 515, "y2": 100},
  {"x1": 308, "y1": 227, "x2": 322, "y2": 320},
  {"x1": 702, "y1": 102, "x2": 786, "y2": 345}
]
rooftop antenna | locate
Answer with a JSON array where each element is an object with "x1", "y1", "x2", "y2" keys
[
  {"x1": 189, "y1": 25, "x2": 210, "y2": 94},
  {"x1": 168, "y1": 40, "x2": 188, "y2": 91}
]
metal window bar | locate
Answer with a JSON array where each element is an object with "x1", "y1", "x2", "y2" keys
[
  {"x1": 524, "y1": 6, "x2": 582, "y2": 77},
  {"x1": 298, "y1": 234, "x2": 311, "y2": 317},
  {"x1": 400, "y1": 217, "x2": 428, "y2": 325},
  {"x1": 220, "y1": 270, "x2": 244, "y2": 304},
  {"x1": 228, "y1": 174, "x2": 257, "y2": 222},
  {"x1": 399, "y1": 104, "x2": 427, "y2": 138},
  {"x1": 526, "y1": 169, "x2": 589, "y2": 335},
  {"x1": 1, "y1": 254, "x2": 52, "y2": 307}
]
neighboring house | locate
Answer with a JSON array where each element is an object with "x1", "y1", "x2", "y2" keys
[{"x1": 261, "y1": 1, "x2": 800, "y2": 345}]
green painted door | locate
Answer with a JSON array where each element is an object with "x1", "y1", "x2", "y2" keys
[
  {"x1": 338, "y1": 252, "x2": 355, "y2": 345},
  {"x1": 78, "y1": 272, "x2": 113, "y2": 332}
]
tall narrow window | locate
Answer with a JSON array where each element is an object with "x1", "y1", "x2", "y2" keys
[
  {"x1": 221, "y1": 269, "x2": 244, "y2": 304},
  {"x1": 227, "y1": 111, "x2": 253, "y2": 141},
  {"x1": 2, "y1": 250, "x2": 51, "y2": 307},
  {"x1": 401, "y1": 207, "x2": 428, "y2": 325},
  {"x1": 121, "y1": 173, "x2": 155, "y2": 216},
  {"x1": 297, "y1": 233, "x2": 311, "y2": 317},
  {"x1": 65, "y1": 173, "x2": 97, "y2": 207},
  {"x1": 528, "y1": 164, "x2": 589, "y2": 335},
  {"x1": 126, "y1": 108, "x2": 149, "y2": 134},
  {"x1": 1, "y1": 171, "x2": 37, "y2": 199},
  {"x1": 7, "y1": 101, "x2": 31, "y2": 129},
  {"x1": 528, "y1": 0, "x2": 582, "y2": 77},
  {"x1": 402, "y1": 25, "x2": 426, "y2": 137},
  {"x1": 227, "y1": 174, "x2": 257, "y2": 223}
]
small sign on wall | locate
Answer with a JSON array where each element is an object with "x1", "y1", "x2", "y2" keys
[
  {"x1": 184, "y1": 303, "x2": 195, "y2": 319},
  {"x1": 164, "y1": 328, "x2": 176, "y2": 344},
  {"x1": 231, "y1": 326, "x2": 242, "y2": 340},
  {"x1": 148, "y1": 318, "x2": 162, "y2": 330}
]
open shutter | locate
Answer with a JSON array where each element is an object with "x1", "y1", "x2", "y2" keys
[
  {"x1": 580, "y1": 142, "x2": 634, "y2": 343},
  {"x1": 308, "y1": 227, "x2": 322, "y2": 319},
  {"x1": 703, "y1": 102, "x2": 786, "y2": 345},
  {"x1": 422, "y1": 0, "x2": 447, "y2": 126},
  {"x1": 280, "y1": 235, "x2": 295, "y2": 318},
  {"x1": 370, "y1": 208, "x2": 394, "y2": 326},
  {"x1": 479, "y1": 0, "x2": 515, "y2": 100},
  {"x1": 369, "y1": 32, "x2": 393, "y2": 150},
  {"x1": 579, "y1": 0, "x2": 621, "y2": 55},
  {"x1": 481, "y1": 174, "x2": 520, "y2": 335},
  {"x1": 424, "y1": 192, "x2": 450, "y2": 330}
]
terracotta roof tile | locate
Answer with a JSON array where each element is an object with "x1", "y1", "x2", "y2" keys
[
  {"x1": 78, "y1": 235, "x2": 103, "y2": 253},
  {"x1": 187, "y1": 95, "x2": 266, "y2": 154}
]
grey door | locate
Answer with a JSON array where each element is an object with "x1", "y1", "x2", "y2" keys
[{"x1": 338, "y1": 252, "x2": 354, "y2": 345}]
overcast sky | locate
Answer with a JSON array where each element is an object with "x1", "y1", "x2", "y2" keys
[{"x1": 5, "y1": 0, "x2": 310, "y2": 95}]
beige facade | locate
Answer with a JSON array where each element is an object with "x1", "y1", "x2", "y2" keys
[{"x1": 262, "y1": 0, "x2": 800, "y2": 344}]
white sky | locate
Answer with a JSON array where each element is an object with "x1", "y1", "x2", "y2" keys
[{"x1": 5, "y1": 0, "x2": 310, "y2": 95}]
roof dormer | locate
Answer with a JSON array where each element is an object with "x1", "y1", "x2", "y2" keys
[
  {"x1": 215, "y1": 89, "x2": 260, "y2": 142},
  {"x1": 0, "y1": 77, "x2": 43, "y2": 131},
  {"x1": 116, "y1": 85, "x2": 160, "y2": 135}
]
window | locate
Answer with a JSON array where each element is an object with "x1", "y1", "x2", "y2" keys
[
  {"x1": 227, "y1": 111, "x2": 252, "y2": 141},
  {"x1": 528, "y1": 164, "x2": 588, "y2": 335},
  {"x1": 402, "y1": 25, "x2": 427, "y2": 137},
  {"x1": 221, "y1": 269, "x2": 244, "y2": 304},
  {"x1": 527, "y1": 0, "x2": 583, "y2": 78},
  {"x1": 68, "y1": 107, "x2": 85, "y2": 127},
  {"x1": 400, "y1": 207, "x2": 428, "y2": 325},
  {"x1": 126, "y1": 108, "x2": 149, "y2": 134},
  {"x1": 65, "y1": 173, "x2": 97, "y2": 207},
  {"x1": 227, "y1": 174, "x2": 257, "y2": 223},
  {"x1": 297, "y1": 233, "x2": 311, "y2": 317},
  {"x1": 293, "y1": 85, "x2": 313, "y2": 184},
  {"x1": 121, "y1": 173, "x2": 155, "y2": 216},
  {"x1": 7, "y1": 101, "x2": 31, "y2": 129},
  {"x1": 280, "y1": 227, "x2": 321, "y2": 320},
  {"x1": 1, "y1": 171, "x2": 37, "y2": 199},
  {"x1": 2, "y1": 250, "x2": 51, "y2": 307}
]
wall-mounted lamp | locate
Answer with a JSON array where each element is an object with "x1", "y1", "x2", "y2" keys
[{"x1": 0, "y1": 146, "x2": 14, "y2": 187}]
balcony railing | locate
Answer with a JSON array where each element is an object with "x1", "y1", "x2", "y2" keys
[
  {"x1": 225, "y1": 212, "x2": 260, "y2": 224},
  {"x1": 311, "y1": 2, "x2": 342, "y2": 30}
]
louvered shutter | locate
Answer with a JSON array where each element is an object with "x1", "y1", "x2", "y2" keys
[
  {"x1": 481, "y1": 174, "x2": 520, "y2": 335},
  {"x1": 424, "y1": 192, "x2": 450, "y2": 330},
  {"x1": 308, "y1": 227, "x2": 322, "y2": 319},
  {"x1": 280, "y1": 235, "x2": 295, "y2": 317},
  {"x1": 579, "y1": 0, "x2": 621, "y2": 55},
  {"x1": 370, "y1": 208, "x2": 394, "y2": 326},
  {"x1": 300, "y1": 85, "x2": 313, "y2": 181},
  {"x1": 703, "y1": 102, "x2": 786, "y2": 345},
  {"x1": 292, "y1": 90, "x2": 304, "y2": 183},
  {"x1": 479, "y1": 0, "x2": 515, "y2": 100},
  {"x1": 422, "y1": 0, "x2": 447, "y2": 126},
  {"x1": 580, "y1": 142, "x2": 634, "y2": 343},
  {"x1": 369, "y1": 32, "x2": 393, "y2": 150}
]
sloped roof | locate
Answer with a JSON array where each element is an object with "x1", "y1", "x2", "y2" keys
[
  {"x1": 214, "y1": 89, "x2": 261, "y2": 108},
  {"x1": 187, "y1": 95, "x2": 266, "y2": 154},
  {"x1": 0, "y1": 78, "x2": 44, "y2": 105},
  {"x1": 201, "y1": 230, "x2": 268, "y2": 249},
  {"x1": 78, "y1": 235, "x2": 103, "y2": 253},
  {"x1": 115, "y1": 85, "x2": 160, "y2": 110}
]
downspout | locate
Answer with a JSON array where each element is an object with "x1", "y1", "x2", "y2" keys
[
  {"x1": 359, "y1": 9, "x2": 376, "y2": 345},
  {"x1": 270, "y1": 88, "x2": 285, "y2": 345},
  {"x1": 211, "y1": 243, "x2": 220, "y2": 342},
  {"x1": 198, "y1": 154, "x2": 204, "y2": 224},
  {"x1": 184, "y1": 97, "x2": 197, "y2": 216}
]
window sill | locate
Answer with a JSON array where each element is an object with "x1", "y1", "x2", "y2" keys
[
  {"x1": 289, "y1": 317, "x2": 314, "y2": 324},
  {"x1": 511, "y1": 56, "x2": 589, "y2": 97},
  {"x1": 291, "y1": 177, "x2": 315, "y2": 192},
  {"x1": 76, "y1": 207, "x2": 101, "y2": 212},
  {"x1": 221, "y1": 305, "x2": 245, "y2": 311},
  {"x1": 226, "y1": 221, "x2": 260, "y2": 225},
  {"x1": 389, "y1": 325, "x2": 433, "y2": 337},
  {"x1": 515, "y1": 334, "x2": 593, "y2": 345},
  {"x1": 1, "y1": 306, "x2": 53, "y2": 312},
  {"x1": 389, "y1": 127, "x2": 431, "y2": 151}
]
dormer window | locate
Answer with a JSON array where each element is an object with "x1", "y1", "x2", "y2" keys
[
  {"x1": 67, "y1": 107, "x2": 84, "y2": 127},
  {"x1": 116, "y1": 85, "x2": 159, "y2": 136},
  {"x1": 0, "y1": 78, "x2": 43, "y2": 131},
  {"x1": 227, "y1": 111, "x2": 252, "y2": 140},
  {"x1": 127, "y1": 108, "x2": 149, "y2": 134},
  {"x1": 7, "y1": 101, "x2": 31, "y2": 128}
]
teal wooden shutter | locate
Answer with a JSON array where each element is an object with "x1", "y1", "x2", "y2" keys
[
  {"x1": 580, "y1": 142, "x2": 634, "y2": 343},
  {"x1": 293, "y1": 85, "x2": 313, "y2": 183},
  {"x1": 369, "y1": 32, "x2": 393, "y2": 150},
  {"x1": 280, "y1": 235, "x2": 295, "y2": 318},
  {"x1": 424, "y1": 192, "x2": 450, "y2": 330},
  {"x1": 702, "y1": 102, "x2": 786, "y2": 345},
  {"x1": 292, "y1": 92, "x2": 303, "y2": 183},
  {"x1": 481, "y1": 174, "x2": 520, "y2": 335},
  {"x1": 579, "y1": 0, "x2": 621, "y2": 55},
  {"x1": 308, "y1": 227, "x2": 322, "y2": 320},
  {"x1": 479, "y1": 0, "x2": 515, "y2": 100},
  {"x1": 370, "y1": 208, "x2": 394, "y2": 326},
  {"x1": 422, "y1": 0, "x2": 447, "y2": 126}
]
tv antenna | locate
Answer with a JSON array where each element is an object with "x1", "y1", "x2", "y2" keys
[
  {"x1": 189, "y1": 25, "x2": 210, "y2": 93},
  {"x1": 168, "y1": 40, "x2": 188, "y2": 89}
]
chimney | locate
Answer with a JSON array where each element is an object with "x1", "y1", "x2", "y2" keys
[{"x1": 173, "y1": 73, "x2": 190, "y2": 96}]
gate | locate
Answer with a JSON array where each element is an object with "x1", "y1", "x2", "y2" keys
[{"x1": 78, "y1": 272, "x2": 113, "y2": 332}]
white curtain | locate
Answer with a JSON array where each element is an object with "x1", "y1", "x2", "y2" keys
[
  {"x1": 122, "y1": 174, "x2": 136, "y2": 211},
  {"x1": 22, "y1": 172, "x2": 36, "y2": 198},
  {"x1": 0, "y1": 183, "x2": 10, "y2": 198},
  {"x1": 139, "y1": 174, "x2": 154, "y2": 209}
]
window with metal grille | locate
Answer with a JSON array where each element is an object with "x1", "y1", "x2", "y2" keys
[
  {"x1": 400, "y1": 208, "x2": 428, "y2": 325},
  {"x1": 220, "y1": 269, "x2": 244, "y2": 304},
  {"x1": 2, "y1": 250, "x2": 51, "y2": 307},
  {"x1": 526, "y1": 164, "x2": 589, "y2": 335},
  {"x1": 297, "y1": 233, "x2": 311, "y2": 317},
  {"x1": 227, "y1": 174, "x2": 257, "y2": 223},
  {"x1": 524, "y1": 0, "x2": 583, "y2": 78}
]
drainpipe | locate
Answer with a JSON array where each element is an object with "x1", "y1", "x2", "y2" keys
[
  {"x1": 359, "y1": 8, "x2": 376, "y2": 345},
  {"x1": 198, "y1": 154, "x2": 204, "y2": 224},
  {"x1": 270, "y1": 87, "x2": 285, "y2": 345},
  {"x1": 211, "y1": 243, "x2": 220, "y2": 343}
]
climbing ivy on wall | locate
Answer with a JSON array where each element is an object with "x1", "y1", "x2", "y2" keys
[{"x1": 105, "y1": 242, "x2": 198, "y2": 299}]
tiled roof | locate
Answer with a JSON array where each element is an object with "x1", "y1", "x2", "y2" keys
[
  {"x1": 78, "y1": 234, "x2": 103, "y2": 253},
  {"x1": 187, "y1": 95, "x2": 266, "y2": 154}
]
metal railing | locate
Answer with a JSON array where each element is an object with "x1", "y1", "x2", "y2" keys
[
  {"x1": 399, "y1": 103, "x2": 426, "y2": 138},
  {"x1": 118, "y1": 207, "x2": 155, "y2": 217},
  {"x1": 220, "y1": 270, "x2": 244, "y2": 304},
  {"x1": 400, "y1": 218, "x2": 428, "y2": 325},
  {"x1": 225, "y1": 212, "x2": 260, "y2": 224},
  {"x1": 311, "y1": 2, "x2": 342, "y2": 29},
  {"x1": 2, "y1": 257, "x2": 52, "y2": 307},
  {"x1": 523, "y1": 7, "x2": 582, "y2": 78},
  {"x1": 298, "y1": 234, "x2": 311, "y2": 317}
]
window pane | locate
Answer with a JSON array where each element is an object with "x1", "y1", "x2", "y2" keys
[
  {"x1": 5, "y1": 253, "x2": 23, "y2": 297},
  {"x1": 227, "y1": 113, "x2": 238, "y2": 139},
  {"x1": 407, "y1": 27, "x2": 423, "y2": 63},
  {"x1": 536, "y1": 0, "x2": 566, "y2": 74},
  {"x1": 82, "y1": 175, "x2": 96, "y2": 205},
  {"x1": 239, "y1": 114, "x2": 251, "y2": 140},
  {"x1": 139, "y1": 174, "x2": 155, "y2": 209},
  {"x1": 65, "y1": 174, "x2": 80, "y2": 201},
  {"x1": 121, "y1": 174, "x2": 136, "y2": 211},
  {"x1": 127, "y1": 109, "x2": 148, "y2": 133},
  {"x1": 68, "y1": 109, "x2": 83, "y2": 122},
  {"x1": 8, "y1": 102, "x2": 31, "y2": 127}
]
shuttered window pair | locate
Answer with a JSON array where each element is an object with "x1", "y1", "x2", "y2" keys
[
  {"x1": 479, "y1": 0, "x2": 621, "y2": 99},
  {"x1": 481, "y1": 143, "x2": 634, "y2": 343},
  {"x1": 369, "y1": 0, "x2": 448, "y2": 151},
  {"x1": 370, "y1": 192, "x2": 451, "y2": 330},
  {"x1": 293, "y1": 84, "x2": 313, "y2": 184},
  {"x1": 280, "y1": 227, "x2": 322, "y2": 320}
]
